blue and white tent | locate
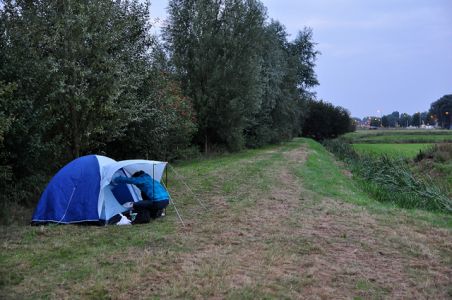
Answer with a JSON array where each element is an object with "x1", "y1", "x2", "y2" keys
[{"x1": 31, "y1": 155, "x2": 168, "y2": 224}]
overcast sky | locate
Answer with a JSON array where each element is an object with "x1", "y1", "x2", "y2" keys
[{"x1": 149, "y1": 0, "x2": 452, "y2": 118}]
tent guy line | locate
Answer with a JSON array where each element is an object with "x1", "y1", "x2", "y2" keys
[{"x1": 168, "y1": 163, "x2": 207, "y2": 209}]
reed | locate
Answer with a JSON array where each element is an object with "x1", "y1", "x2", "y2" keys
[{"x1": 324, "y1": 139, "x2": 452, "y2": 213}]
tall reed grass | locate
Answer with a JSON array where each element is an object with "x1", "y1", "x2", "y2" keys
[{"x1": 323, "y1": 139, "x2": 452, "y2": 213}]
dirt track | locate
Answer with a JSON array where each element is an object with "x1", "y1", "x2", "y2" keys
[{"x1": 131, "y1": 146, "x2": 452, "y2": 299}]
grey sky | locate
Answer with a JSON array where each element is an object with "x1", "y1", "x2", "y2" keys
[{"x1": 149, "y1": 0, "x2": 452, "y2": 118}]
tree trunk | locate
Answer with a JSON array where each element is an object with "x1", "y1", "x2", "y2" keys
[{"x1": 70, "y1": 101, "x2": 80, "y2": 158}]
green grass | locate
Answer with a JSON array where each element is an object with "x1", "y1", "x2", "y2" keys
[
  {"x1": 0, "y1": 220, "x2": 176, "y2": 298},
  {"x1": 344, "y1": 129, "x2": 452, "y2": 144},
  {"x1": 1, "y1": 138, "x2": 451, "y2": 298},
  {"x1": 293, "y1": 139, "x2": 369, "y2": 205},
  {"x1": 353, "y1": 143, "x2": 432, "y2": 158}
]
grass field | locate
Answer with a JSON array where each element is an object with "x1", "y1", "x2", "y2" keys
[
  {"x1": 343, "y1": 129, "x2": 451, "y2": 196},
  {"x1": 344, "y1": 129, "x2": 452, "y2": 144},
  {"x1": 352, "y1": 143, "x2": 432, "y2": 158},
  {"x1": 1, "y1": 138, "x2": 451, "y2": 299}
]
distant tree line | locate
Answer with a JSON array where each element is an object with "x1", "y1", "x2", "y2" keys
[
  {"x1": 0, "y1": 0, "x2": 353, "y2": 208},
  {"x1": 356, "y1": 94, "x2": 452, "y2": 129}
]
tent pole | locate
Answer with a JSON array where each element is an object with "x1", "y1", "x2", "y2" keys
[
  {"x1": 165, "y1": 163, "x2": 168, "y2": 188},
  {"x1": 152, "y1": 164, "x2": 155, "y2": 199}
]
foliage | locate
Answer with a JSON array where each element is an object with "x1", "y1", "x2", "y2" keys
[
  {"x1": 369, "y1": 117, "x2": 381, "y2": 127},
  {"x1": 106, "y1": 70, "x2": 197, "y2": 161},
  {"x1": 164, "y1": 0, "x2": 319, "y2": 151},
  {"x1": 380, "y1": 111, "x2": 431, "y2": 128},
  {"x1": 302, "y1": 99, "x2": 353, "y2": 140},
  {"x1": 429, "y1": 94, "x2": 452, "y2": 129},
  {"x1": 0, "y1": 81, "x2": 16, "y2": 210},
  {"x1": 164, "y1": 0, "x2": 266, "y2": 151},
  {"x1": 245, "y1": 24, "x2": 318, "y2": 147},
  {"x1": 0, "y1": 0, "x2": 196, "y2": 208}
]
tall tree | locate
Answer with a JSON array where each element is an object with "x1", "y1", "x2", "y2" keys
[
  {"x1": 289, "y1": 28, "x2": 319, "y2": 98},
  {"x1": 245, "y1": 20, "x2": 300, "y2": 147},
  {"x1": 164, "y1": 0, "x2": 267, "y2": 151}
]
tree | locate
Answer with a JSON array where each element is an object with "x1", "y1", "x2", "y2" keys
[
  {"x1": 302, "y1": 100, "x2": 353, "y2": 140},
  {"x1": 245, "y1": 22, "x2": 319, "y2": 147},
  {"x1": 411, "y1": 112, "x2": 422, "y2": 127},
  {"x1": 164, "y1": 0, "x2": 267, "y2": 151},
  {"x1": 0, "y1": 0, "x2": 197, "y2": 206},
  {"x1": 420, "y1": 112, "x2": 428, "y2": 125},
  {"x1": 381, "y1": 116, "x2": 389, "y2": 127},
  {"x1": 245, "y1": 20, "x2": 290, "y2": 147},
  {"x1": 287, "y1": 28, "x2": 319, "y2": 137},
  {"x1": 289, "y1": 28, "x2": 319, "y2": 98},
  {"x1": 369, "y1": 117, "x2": 381, "y2": 127},
  {"x1": 429, "y1": 95, "x2": 452, "y2": 129},
  {"x1": 1, "y1": 0, "x2": 156, "y2": 161},
  {"x1": 0, "y1": 81, "x2": 16, "y2": 206},
  {"x1": 399, "y1": 113, "x2": 412, "y2": 128}
]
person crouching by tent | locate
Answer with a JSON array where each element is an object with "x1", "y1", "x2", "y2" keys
[{"x1": 113, "y1": 170, "x2": 169, "y2": 224}]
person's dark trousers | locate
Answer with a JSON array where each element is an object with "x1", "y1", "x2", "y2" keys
[
  {"x1": 132, "y1": 206, "x2": 151, "y2": 224},
  {"x1": 133, "y1": 199, "x2": 169, "y2": 223}
]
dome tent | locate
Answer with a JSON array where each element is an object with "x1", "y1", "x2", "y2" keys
[{"x1": 31, "y1": 155, "x2": 168, "y2": 225}]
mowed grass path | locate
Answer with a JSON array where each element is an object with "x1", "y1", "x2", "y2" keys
[
  {"x1": 353, "y1": 143, "x2": 432, "y2": 158},
  {"x1": 1, "y1": 138, "x2": 451, "y2": 299}
]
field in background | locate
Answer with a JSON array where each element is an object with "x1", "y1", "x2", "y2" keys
[
  {"x1": 345, "y1": 129, "x2": 452, "y2": 197},
  {"x1": 1, "y1": 138, "x2": 451, "y2": 299},
  {"x1": 344, "y1": 129, "x2": 452, "y2": 144},
  {"x1": 353, "y1": 143, "x2": 431, "y2": 158}
]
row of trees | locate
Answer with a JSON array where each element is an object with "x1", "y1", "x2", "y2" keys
[
  {"x1": 362, "y1": 94, "x2": 452, "y2": 129},
  {"x1": 1, "y1": 0, "x2": 197, "y2": 206},
  {"x1": 0, "y1": 0, "x2": 353, "y2": 208},
  {"x1": 163, "y1": 0, "x2": 320, "y2": 151}
]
